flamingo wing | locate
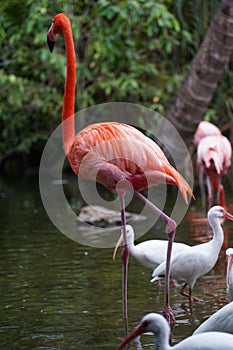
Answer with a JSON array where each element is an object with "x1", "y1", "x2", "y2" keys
[
  {"x1": 197, "y1": 135, "x2": 231, "y2": 175},
  {"x1": 67, "y1": 122, "x2": 193, "y2": 202}
]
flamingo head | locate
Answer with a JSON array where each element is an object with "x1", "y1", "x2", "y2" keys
[
  {"x1": 112, "y1": 225, "x2": 134, "y2": 260},
  {"x1": 117, "y1": 313, "x2": 169, "y2": 350},
  {"x1": 47, "y1": 13, "x2": 70, "y2": 52}
]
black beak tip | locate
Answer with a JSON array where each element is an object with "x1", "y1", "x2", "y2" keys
[{"x1": 47, "y1": 35, "x2": 54, "y2": 53}]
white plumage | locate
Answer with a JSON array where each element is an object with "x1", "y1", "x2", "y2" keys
[
  {"x1": 151, "y1": 206, "x2": 233, "y2": 304},
  {"x1": 193, "y1": 248, "x2": 233, "y2": 335},
  {"x1": 113, "y1": 225, "x2": 190, "y2": 270},
  {"x1": 193, "y1": 301, "x2": 233, "y2": 335},
  {"x1": 118, "y1": 313, "x2": 233, "y2": 349}
]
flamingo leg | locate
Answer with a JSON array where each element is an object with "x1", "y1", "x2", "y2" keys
[
  {"x1": 206, "y1": 175, "x2": 213, "y2": 209},
  {"x1": 199, "y1": 165, "x2": 206, "y2": 210},
  {"x1": 216, "y1": 179, "x2": 226, "y2": 209},
  {"x1": 119, "y1": 193, "x2": 129, "y2": 336},
  {"x1": 134, "y1": 191, "x2": 176, "y2": 327},
  {"x1": 209, "y1": 175, "x2": 223, "y2": 207}
]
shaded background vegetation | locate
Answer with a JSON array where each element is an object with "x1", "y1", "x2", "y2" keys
[{"x1": 0, "y1": 0, "x2": 232, "y2": 174}]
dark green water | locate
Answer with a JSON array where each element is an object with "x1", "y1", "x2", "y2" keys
[{"x1": 0, "y1": 175, "x2": 232, "y2": 349}]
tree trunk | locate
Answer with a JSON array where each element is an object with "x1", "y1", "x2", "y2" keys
[{"x1": 156, "y1": 0, "x2": 233, "y2": 174}]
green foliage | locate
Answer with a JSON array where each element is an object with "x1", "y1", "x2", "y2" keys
[{"x1": 0, "y1": 0, "x2": 230, "y2": 168}]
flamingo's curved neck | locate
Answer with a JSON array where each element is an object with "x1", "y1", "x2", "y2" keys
[{"x1": 62, "y1": 22, "x2": 76, "y2": 155}]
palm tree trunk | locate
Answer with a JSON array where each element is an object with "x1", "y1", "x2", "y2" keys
[{"x1": 156, "y1": 0, "x2": 233, "y2": 173}]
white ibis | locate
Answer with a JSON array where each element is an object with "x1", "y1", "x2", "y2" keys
[
  {"x1": 226, "y1": 247, "x2": 233, "y2": 301},
  {"x1": 117, "y1": 312, "x2": 233, "y2": 349},
  {"x1": 193, "y1": 301, "x2": 233, "y2": 335},
  {"x1": 113, "y1": 225, "x2": 190, "y2": 270},
  {"x1": 151, "y1": 206, "x2": 233, "y2": 306}
]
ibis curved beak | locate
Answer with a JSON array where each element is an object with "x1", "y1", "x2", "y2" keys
[
  {"x1": 223, "y1": 211, "x2": 233, "y2": 221},
  {"x1": 47, "y1": 23, "x2": 56, "y2": 52},
  {"x1": 117, "y1": 322, "x2": 146, "y2": 349},
  {"x1": 113, "y1": 233, "x2": 123, "y2": 260}
]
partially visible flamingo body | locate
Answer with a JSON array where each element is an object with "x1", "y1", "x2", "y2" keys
[
  {"x1": 193, "y1": 121, "x2": 221, "y2": 146},
  {"x1": 151, "y1": 206, "x2": 233, "y2": 307},
  {"x1": 196, "y1": 135, "x2": 231, "y2": 208},
  {"x1": 118, "y1": 313, "x2": 233, "y2": 350},
  {"x1": 226, "y1": 248, "x2": 233, "y2": 301},
  {"x1": 47, "y1": 13, "x2": 194, "y2": 331},
  {"x1": 68, "y1": 121, "x2": 193, "y2": 197}
]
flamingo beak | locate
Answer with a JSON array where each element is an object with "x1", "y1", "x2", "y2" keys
[
  {"x1": 117, "y1": 322, "x2": 146, "y2": 350},
  {"x1": 113, "y1": 233, "x2": 123, "y2": 260},
  {"x1": 226, "y1": 252, "x2": 233, "y2": 288},
  {"x1": 223, "y1": 211, "x2": 233, "y2": 221},
  {"x1": 47, "y1": 23, "x2": 56, "y2": 52}
]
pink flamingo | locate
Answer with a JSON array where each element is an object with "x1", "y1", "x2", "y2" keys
[
  {"x1": 226, "y1": 247, "x2": 233, "y2": 302},
  {"x1": 47, "y1": 13, "x2": 193, "y2": 332},
  {"x1": 193, "y1": 121, "x2": 221, "y2": 147},
  {"x1": 196, "y1": 134, "x2": 231, "y2": 208}
]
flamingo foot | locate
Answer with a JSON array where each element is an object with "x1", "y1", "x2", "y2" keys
[{"x1": 163, "y1": 305, "x2": 175, "y2": 330}]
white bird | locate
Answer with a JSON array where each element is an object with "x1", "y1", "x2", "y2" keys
[
  {"x1": 151, "y1": 206, "x2": 233, "y2": 305},
  {"x1": 193, "y1": 248, "x2": 233, "y2": 335},
  {"x1": 117, "y1": 313, "x2": 233, "y2": 350},
  {"x1": 226, "y1": 247, "x2": 233, "y2": 301},
  {"x1": 193, "y1": 302, "x2": 233, "y2": 335},
  {"x1": 113, "y1": 225, "x2": 191, "y2": 270}
]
